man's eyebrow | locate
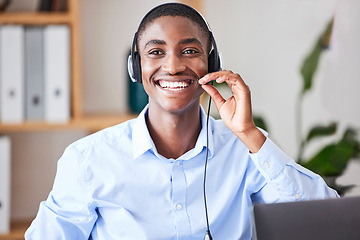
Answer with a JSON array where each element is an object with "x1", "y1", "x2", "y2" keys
[
  {"x1": 144, "y1": 39, "x2": 166, "y2": 48},
  {"x1": 143, "y1": 38, "x2": 203, "y2": 49},
  {"x1": 179, "y1": 38, "x2": 203, "y2": 46}
]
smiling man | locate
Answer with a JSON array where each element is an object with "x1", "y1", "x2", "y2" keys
[
  {"x1": 25, "y1": 3, "x2": 338, "y2": 240},
  {"x1": 139, "y1": 15, "x2": 208, "y2": 159}
]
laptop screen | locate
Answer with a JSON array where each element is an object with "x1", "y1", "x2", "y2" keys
[{"x1": 252, "y1": 196, "x2": 360, "y2": 240}]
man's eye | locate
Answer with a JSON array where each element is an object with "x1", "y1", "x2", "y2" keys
[
  {"x1": 149, "y1": 50, "x2": 163, "y2": 55},
  {"x1": 183, "y1": 49, "x2": 198, "y2": 54}
]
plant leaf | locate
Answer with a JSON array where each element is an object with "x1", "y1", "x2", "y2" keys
[
  {"x1": 302, "y1": 144, "x2": 339, "y2": 176},
  {"x1": 340, "y1": 128, "x2": 360, "y2": 159},
  {"x1": 302, "y1": 130, "x2": 359, "y2": 177},
  {"x1": 305, "y1": 122, "x2": 337, "y2": 143},
  {"x1": 300, "y1": 37, "x2": 323, "y2": 94},
  {"x1": 321, "y1": 18, "x2": 334, "y2": 49},
  {"x1": 300, "y1": 18, "x2": 334, "y2": 95}
]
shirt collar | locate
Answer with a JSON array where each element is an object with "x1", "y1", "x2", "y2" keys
[
  {"x1": 132, "y1": 105, "x2": 214, "y2": 160},
  {"x1": 132, "y1": 105, "x2": 154, "y2": 159}
]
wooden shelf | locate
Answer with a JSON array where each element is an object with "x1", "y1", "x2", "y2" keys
[
  {"x1": 0, "y1": 114, "x2": 138, "y2": 133},
  {"x1": 72, "y1": 114, "x2": 138, "y2": 132},
  {"x1": 0, "y1": 220, "x2": 31, "y2": 240},
  {"x1": 0, "y1": 13, "x2": 73, "y2": 25}
]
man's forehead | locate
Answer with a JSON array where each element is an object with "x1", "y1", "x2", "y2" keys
[
  {"x1": 140, "y1": 15, "x2": 203, "y2": 33},
  {"x1": 138, "y1": 16, "x2": 207, "y2": 45}
]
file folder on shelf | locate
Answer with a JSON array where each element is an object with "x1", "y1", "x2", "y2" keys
[
  {"x1": 0, "y1": 135, "x2": 11, "y2": 234},
  {"x1": 44, "y1": 25, "x2": 70, "y2": 123},
  {"x1": 0, "y1": 25, "x2": 25, "y2": 124},
  {"x1": 25, "y1": 26, "x2": 45, "y2": 121}
]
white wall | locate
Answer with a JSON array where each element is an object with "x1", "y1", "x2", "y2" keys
[
  {"x1": 81, "y1": 0, "x2": 170, "y2": 114},
  {"x1": 203, "y1": 0, "x2": 360, "y2": 195},
  {"x1": 10, "y1": 0, "x2": 360, "y2": 221}
]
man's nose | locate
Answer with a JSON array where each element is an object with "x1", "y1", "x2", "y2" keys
[{"x1": 162, "y1": 54, "x2": 186, "y2": 74}]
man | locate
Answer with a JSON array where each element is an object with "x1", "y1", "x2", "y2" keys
[{"x1": 25, "y1": 3, "x2": 338, "y2": 239}]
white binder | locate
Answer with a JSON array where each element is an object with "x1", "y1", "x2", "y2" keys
[
  {"x1": 44, "y1": 25, "x2": 70, "y2": 123},
  {"x1": 0, "y1": 135, "x2": 11, "y2": 234},
  {"x1": 25, "y1": 26, "x2": 44, "y2": 121},
  {"x1": 0, "y1": 25, "x2": 25, "y2": 124}
]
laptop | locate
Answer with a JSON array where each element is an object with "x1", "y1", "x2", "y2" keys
[{"x1": 251, "y1": 196, "x2": 360, "y2": 240}]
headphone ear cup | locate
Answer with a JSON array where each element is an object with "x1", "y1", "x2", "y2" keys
[
  {"x1": 128, "y1": 55, "x2": 137, "y2": 83},
  {"x1": 132, "y1": 52, "x2": 142, "y2": 84},
  {"x1": 208, "y1": 50, "x2": 215, "y2": 73},
  {"x1": 208, "y1": 50, "x2": 220, "y2": 73}
]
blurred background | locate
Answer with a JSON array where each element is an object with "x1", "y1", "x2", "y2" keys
[{"x1": 1, "y1": 0, "x2": 359, "y2": 230}]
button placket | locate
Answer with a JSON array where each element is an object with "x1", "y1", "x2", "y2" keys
[{"x1": 170, "y1": 160, "x2": 191, "y2": 237}]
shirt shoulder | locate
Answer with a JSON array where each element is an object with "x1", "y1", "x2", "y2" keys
[{"x1": 68, "y1": 118, "x2": 137, "y2": 154}]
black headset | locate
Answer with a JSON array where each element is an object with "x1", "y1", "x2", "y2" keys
[{"x1": 127, "y1": 3, "x2": 222, "y2": 84}]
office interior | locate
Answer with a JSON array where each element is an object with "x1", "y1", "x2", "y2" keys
[{"x1": 0, "y1": 0, "x2": 359, "y2": 235}]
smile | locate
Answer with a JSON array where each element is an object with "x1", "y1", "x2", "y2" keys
[{"x1": 156, "y1": 79, "x2": 194, "y2": 90}]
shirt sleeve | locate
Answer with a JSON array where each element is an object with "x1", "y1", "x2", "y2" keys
[
  {"x1": 249, "y1": 137, "x2": 339, "y2": 203},
  {"x1": 25, "y1": 144, "x2": 97, "y2": 240}
]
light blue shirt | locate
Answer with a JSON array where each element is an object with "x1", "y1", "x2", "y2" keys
[{"x1": 25, "y1": 106, "x2": 338, "y2": 239}]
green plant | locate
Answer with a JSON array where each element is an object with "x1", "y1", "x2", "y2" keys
[{"x1": 296, "y1": 18, "x2": 360, "y2": 195}]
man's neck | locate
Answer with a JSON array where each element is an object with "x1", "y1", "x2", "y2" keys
[{"x1": 146, "y1": 104, "x2": 202, "y2": 159}]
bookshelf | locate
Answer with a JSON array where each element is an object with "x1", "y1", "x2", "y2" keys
[
  {"x1": 0, "y1": 0, "x2": 201, "y2": 238},
  {"x1": 0, "y1": 1, "x2": 136, "y2": 238},
  {"x1": 0, "y1": 0, "x2": 136, "y2": 133}
]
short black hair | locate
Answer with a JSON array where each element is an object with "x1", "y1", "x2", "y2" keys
[{"x1": 136, "y1": 3, "x2": 212, "y2": 52}]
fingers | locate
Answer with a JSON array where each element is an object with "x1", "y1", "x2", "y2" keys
[
  {"x1": 199, "y1": 70, "x2": 236, "y2": 82},
  {"x1": 199, "y1": 70, "x2": 229, "y2": 85},
  {"x1": 199, "y1": 71, "x2": 246, "y2": 88},
  {"x1": 199, "y1": 70, "x2": 251, "y2": 99}
]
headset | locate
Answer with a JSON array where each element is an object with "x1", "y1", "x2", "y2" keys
[
  {"x1": 127, "y1": 3, "x2": 222, "y2": 84},
  {"x1": 128, "y1": 3, "x2": 221, "y2": 239}
]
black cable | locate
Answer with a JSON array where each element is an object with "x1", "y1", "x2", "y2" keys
[{"x1": 203, "y1": 85, "x2": 213, "y2": 240}]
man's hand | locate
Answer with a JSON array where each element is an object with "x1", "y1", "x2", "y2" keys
[{"x1": 199, "y1": 70, "x2": 266, "y2": 153}]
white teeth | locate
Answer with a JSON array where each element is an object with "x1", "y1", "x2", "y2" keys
[{"x1": 158, "y1": 80, "x2": 190, "y2": 89}]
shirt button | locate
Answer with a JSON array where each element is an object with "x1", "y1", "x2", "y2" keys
[
  {"x1": 176, "y1": 204, "x2": 182, "y2": 210},
  {"x1": 295, "y1": 194, "x2": 301, "y2": 200},
  {"x1": 263, "y1": 162, "x2": 270, "y2": 169},
  {"x1": 176, "y1": 161, "x2": 181, "y2": 166}
]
